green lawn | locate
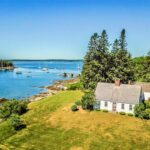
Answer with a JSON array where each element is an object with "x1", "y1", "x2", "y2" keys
[{"x1": 1, "y1": 90, "x2": 150, "y2": 150}]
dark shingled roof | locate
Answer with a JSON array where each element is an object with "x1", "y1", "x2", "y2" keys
[{"x1": 95, "y1": 83, "x2": 143, "y2": 104}]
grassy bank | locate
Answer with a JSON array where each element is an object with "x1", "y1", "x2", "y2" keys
[{"x1": 0, "y1": 90, "x2": 150, "y2": 150}]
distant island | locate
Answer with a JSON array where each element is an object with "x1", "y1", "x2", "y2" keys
[{"x1": 0, "y1": 60, "x2": 14, "y2": 70}]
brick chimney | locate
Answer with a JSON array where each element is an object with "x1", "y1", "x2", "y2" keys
[{"x1": 115, "y1": 79, "x2": 121, "y2": 86}]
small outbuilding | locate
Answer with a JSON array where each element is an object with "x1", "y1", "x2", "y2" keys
[{"x1": 95, "y1": 80, "x2": 144, "y2": 114}]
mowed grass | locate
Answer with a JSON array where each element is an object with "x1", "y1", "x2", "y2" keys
[{"x1": 0, "y1": 90, "x2": 150, "y2": 150}]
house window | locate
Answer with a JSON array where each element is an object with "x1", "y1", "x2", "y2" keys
[
  {"x1": 129, "y1": 105, "x2": 132, "y2": 111},
  {"x1": 104, "y1": 101, "x2": 108, "y2": 107},
  {"x1": 121, "y1": 103, "x2": 124, "y2": 109}
]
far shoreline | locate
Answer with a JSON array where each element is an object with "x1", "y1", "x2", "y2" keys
[{"x1": 11, "y1": 59, "x2": 83, "y2": 62}]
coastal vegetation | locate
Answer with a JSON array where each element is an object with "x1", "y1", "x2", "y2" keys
[
  {"x1": 81, "y1": 29, "x2": 150, "y2": 89},
  {"x1": 0, "y1": 100, "x2": 28, "y2": 130},
  {"x1": 0, "y1": 60, "x2": 13, "y2": 69},
  {"x1": 1, "y1": 91, "x2": 150, "y2": 149}
]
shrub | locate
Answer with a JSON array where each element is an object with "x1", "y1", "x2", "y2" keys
[
  {"x1": 134, "y1": 101, "x2": 150, "y2": 119},
  {"x1": 127, "y1": 113, "x2": 134, "y2": 116},
  {"x1": 8, "y1": 114, "x2": 26, "y2": 130},
  {"x1": 138, "y1": 110, "x2": 150, "y2": 119},
  {"x1": 102, "y1": 109, "x2": 108, "y2": 113},
  {"x1": 119, "y1": 112, "x2": 126, "y2": 115},
  {"x1": 75, "y1": 100, "x2": 82, "y2": 106},
  {"x1": 71, "y1": 105, "x2": 78, "y2": 111},
  {"x1": 145, "y1": 101, "x2": 150, "y2": 108},
  {"x1": 134, "y1": 103, "x2": 145, "y2": 117},
  {"x1": 68, "y1": 82, "x2": 83, "y2": 90},
  {"x1": 81, "y1": 91, "x2": 94, "y2": 110},
  {"x1": 95, "y1": 109, "x2": 101, "y2": 111},
  {"x1": 0, "y1": 100, "x2": 28, "y2": 119}
]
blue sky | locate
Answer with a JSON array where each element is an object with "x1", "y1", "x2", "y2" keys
[{"x1": 0, "y1": 0, "x2": 150, "y2": 59}]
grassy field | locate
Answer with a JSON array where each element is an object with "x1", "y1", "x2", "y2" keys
[{"x1": 1, "y1": 90, "x2": 150, "y2": 150}]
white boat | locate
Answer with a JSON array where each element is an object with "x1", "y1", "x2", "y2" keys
[
  {"x1": 42, "y1": 68, "x2": 48, "y2": 71},
  {"x1": 77, "y1": 65, "x2": 81, "y2": 70}
]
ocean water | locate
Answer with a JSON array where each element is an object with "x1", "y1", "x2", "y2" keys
[{"x1": 0, "y1": 60, "x2": 82, "y2": 99}]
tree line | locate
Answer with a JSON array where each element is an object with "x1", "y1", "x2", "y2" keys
[
  {"x1": 81, "y1": 29, "x2": 150, "y2": 89},
  {"x1": 0, "y1": 60, "x2": 13, "y2": 68},
  {"x1": 132, "y1": 54, "x2": 150, "y2": 82}
]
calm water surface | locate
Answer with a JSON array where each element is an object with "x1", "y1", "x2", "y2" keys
[{"x1": 0, "y1": 61, "x2": 82, "y2": 99}]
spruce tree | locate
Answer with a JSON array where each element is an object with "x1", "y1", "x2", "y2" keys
[
  {"x1": 81, "y1": 33, "x2": 99, "y2": 89},
  {"x1": 81, "y1": 30, "x2": 110, "y2": 89},
  {"x1": 110, "y1": 29, "x2": 133, "y2": 83},
  {"x1": 119, "y1": 29, "x2": 127, "y2": 50},
  {"x1": 96, "y1": 30, "x2": 110, "y2": 82},
  {"x1": 108, "y1": 39, "x2": 120, "y2": 81}
]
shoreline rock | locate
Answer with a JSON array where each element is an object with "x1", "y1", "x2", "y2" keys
[
  {"x1": 29, "y1": 77, "x2": 79, "y2": 102},
  {"x1": 0, "y1": 98, "x2": 7, "y2": 104}
]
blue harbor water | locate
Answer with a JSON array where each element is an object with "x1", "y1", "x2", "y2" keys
[{"x1": 0, "y1": 60, "x2": 82, "y2": 99}]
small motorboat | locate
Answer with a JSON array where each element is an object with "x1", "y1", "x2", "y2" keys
[{"x1": 16, "y1": 71, "x2": 22, "y2": 74}]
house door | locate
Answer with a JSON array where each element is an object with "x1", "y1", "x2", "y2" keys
[{"x1": 112, "y1": 102, "x2": 116, "y2": 111}]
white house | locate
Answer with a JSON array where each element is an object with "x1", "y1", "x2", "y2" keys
[{"x1": 94, "y1": 80, "x2": 144, "y2": 114}]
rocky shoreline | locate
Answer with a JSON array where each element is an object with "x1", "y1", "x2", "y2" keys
[
  {"x1": 29, "y1": 78, "x2": 79, "y2": 102},
  {"x1": 0, "y1": 66, "x2": 14, "y2": 71},
  {"x1": 0, "y1": 77, "x2": 79, "y2": 103}
]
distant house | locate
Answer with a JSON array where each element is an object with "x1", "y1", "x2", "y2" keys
[
  {"x1": 136, "y1": 83, "x2": 150, "y2": 100},
  {"x1": 95, "y1": 80, "x2": 144, "y2": 114}
]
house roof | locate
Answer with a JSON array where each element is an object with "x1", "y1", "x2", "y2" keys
[
  {"x1": 95, "y1": 82, "x2": 143, "y2": 104},
  {"x1": 136, "y1": 83, "x2": 150, "y2": 92}
]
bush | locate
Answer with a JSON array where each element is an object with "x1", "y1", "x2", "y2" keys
[
  {"x1": 119, "y1": 112, "x2": 126, "y2": 115},
  {"x1": 71, "y1": 105, "x2": 78, "y2": 111},
  {"x1": 102, "y1": 109, "x2": 108, "y2": 113},
  {"x1": 8, "y1": 114, "x2": 26, "y2": 130},
  {"x1": 134, "y1": 101, "x2": 150, "y2": 119},
  {"x1": 68, "y1": 82, "x2": 83, "y2": 90},
  {"x1": 145, "y1": 101, "x2": 150, "y2": 108},
  {"x1": 138, "y1": 110, "x2": 150, "y2": 119},
  {"x1": 0, "y1": 100, "x2": 28, "y2": 119},
  {"x1": 127, "y1": 113, "x2": 133, "y2": 116},
  {"x1": 134, "y1": 103, "x2": 145, "y2": 117},
  {"x1": 81, "y1": 91, "x2": 94, "y2": 110},
  {"x1": 75, "y1": 100, "x2": 82, "y2": 106},
  {"x1": 95, "y1": 109, "x2": 101, "y2": 111}
]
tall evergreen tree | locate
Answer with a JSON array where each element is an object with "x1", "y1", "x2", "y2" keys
[
  {"x1": 96, "y1": 30, "x2": 110, "y2": 82},
  {"x1": 81, "y1": 33, "x2": 99, "y2": 89},
  {"x1": 81, "y1": 30, "x2": 110, "y2": 89},
  {"x1": 110, "y1": 29, "x2": 133, "y2": 83},
  {"x1": 119, "y1": 29, "x2": 127, "y2": 50}
]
